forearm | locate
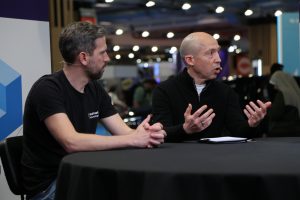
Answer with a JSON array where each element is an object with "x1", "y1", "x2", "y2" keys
[{"x1": 62, "y1": 133, "x2": 135, "y2": 153}]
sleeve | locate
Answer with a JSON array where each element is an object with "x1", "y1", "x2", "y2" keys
[
  {"x1": 151, "y1": 86, "x2": 186, "y2": 142},
  {"x1": 32, "y1": 79, "x2": 65, "y2": 121},
  {"x1": 268, "y1": 91, "x2": 285, "y2": 121}
]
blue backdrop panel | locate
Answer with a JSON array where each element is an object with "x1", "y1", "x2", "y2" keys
[
  {"x1": 0, "y1": 59, "x2": 22, "y2": 140},
  {"x1": 278, "y1": 12, "x2": 300, "y2": 75}
]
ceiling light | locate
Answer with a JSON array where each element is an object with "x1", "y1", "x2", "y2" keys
[
  {"x1": 274, "y1": 10, "x2": 282, "y2": 17},
  {"x1": 151, "y1": 46, "x2": 158, "y2": 52},
  {"x1": 115, "y1": 54, "x2": 121, "y2": 59},
  {"x1": 105, "y1": 0, "x2": 114, "y2": 3},
  {"x1": 182, "y1": 3, "x2": 191, "y2": 10},
  {"x1": 213, "y1": 33, "x2": 220, "y2": 40},
  {"x1": 136, "y1": 59, "x2": 142, "y2": 64},
  {"x1": 132, "y1": 45, "x2": 140, "y2": 51},
  {"x1": 233, "y1": 34, "x2": 241, "y2": 41},
  {"x1": 215, "y1": 6, "x2": 224, "y2": 14},
  {"x1": 235, "y1": 48, "x2": 242, "y2": 54},
  {"x1": 142, "y1": 31, "x2": 150, "y2": 37},
  {"x1": 128, "y1": 53, "x2": 135, "y2": 59},
  {"x1": 228, "y1": 46, "x2": 235, "y2": 53},
  {"x1": 156, "y1": 57, "x2": 161, "y2": 62},
  {"x1": 244, "y1": 9, "x2": 253, "y2": 16},
  {"x1": 115, "y1": 29, "x2": 123, "y2": 35},
  {"x1": 144, "y1": 63, "x2": 149, "y2": 68},
  {"x1": 167, "y1": 32, "x2": 174, "y2": 38},
  {"x1": 146, "y1": 1, "x2": 155, "y2": 7},
  {"x1": 169, "y1": 46, "x2": 177, "y2": 54},
  {"x1": 113, "y1": 45, "x2": 120, "y2": 51}
]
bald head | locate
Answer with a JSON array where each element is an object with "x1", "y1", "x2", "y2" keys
[{"x1": 180, "y1": 32, "x2": 218, "y2": 60}]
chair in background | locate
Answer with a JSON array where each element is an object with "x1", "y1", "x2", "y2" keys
[{"x1": 0, "y1": 136, "x2": 26, "y2": 200}]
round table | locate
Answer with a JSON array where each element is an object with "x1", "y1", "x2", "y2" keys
[{"x1": 55, "y1": 137, "x2": 300, "y2": 200}]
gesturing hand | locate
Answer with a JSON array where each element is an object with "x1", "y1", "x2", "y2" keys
[
  {"x1": 183, "y1": 104, "x2": 215, "y2": 134},
  {"x1": 243, "y1": 100, "x2": 272, "y2": 127}
]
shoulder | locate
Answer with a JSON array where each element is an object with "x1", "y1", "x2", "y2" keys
[
  {"x1": 156, "y1": 76, "x2": 178, "y2": 90},
  {"x1": 210, "y1": 79, "x2": 232, "y2": 90},
  {"x1": 30, "y1": 72, "x2": 63, "y2": 95}
]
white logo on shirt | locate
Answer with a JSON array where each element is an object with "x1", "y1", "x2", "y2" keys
[{"x1": 88, "y1": 111, "x2": 99, "y2": 119}]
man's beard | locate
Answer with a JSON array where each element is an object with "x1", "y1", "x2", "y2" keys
[{"x1": 85, "y1": 67, "x2": 104, "y2": 80}]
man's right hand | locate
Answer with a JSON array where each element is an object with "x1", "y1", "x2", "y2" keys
[
  {"x1": 133, "y1": 115, "x2": 166, "y2": 148},
  {"x1": 183, "y1": 104, "x2": 215, "y2": 134}
]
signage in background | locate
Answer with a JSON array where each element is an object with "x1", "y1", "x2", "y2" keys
[
  {"x1": 277, "y1": 12, "x2": 300, "y2": 75},
  {"x1": 0, "y1": 60, "x2": 22, "y2": 140},
  {"x1": 0, "y1": 0, "x2": 51, "y2": 199}
]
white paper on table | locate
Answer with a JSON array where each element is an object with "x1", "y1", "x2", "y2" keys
[{"x1": 199, "y1": 136, "x2": 249, "y2": 143}]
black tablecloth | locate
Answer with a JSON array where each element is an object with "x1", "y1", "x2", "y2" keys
[{"x1": 55, "y1": 137, "x2": 300, "y2": 200}]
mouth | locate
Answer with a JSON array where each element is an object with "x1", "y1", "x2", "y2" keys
[{"x1": 214, "y1": 66, "x2": 222, "y2": 73}]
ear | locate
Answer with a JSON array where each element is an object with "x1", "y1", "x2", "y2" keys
[
  {"x1": 184, "y1": 55, "x2": 194, "y2": 66},
  {"x1": 78, "y1": 52, "x2": 89, "y2": 66}
]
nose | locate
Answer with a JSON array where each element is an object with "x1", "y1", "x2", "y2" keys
[
  {"x1": 215, "y1": 52, "x2": 221, "y2": 63},
  {"x1": 104, "y1": 52, "x2": 110, "y2": 62}
]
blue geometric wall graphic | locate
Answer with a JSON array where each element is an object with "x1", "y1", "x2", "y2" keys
[{"x1": 0, "y1": 59, "x2": 22, "y2": 141}]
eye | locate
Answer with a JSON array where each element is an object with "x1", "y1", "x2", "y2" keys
[{"x1": 100, "y1": 50, "x2": 107, "y2": 55}]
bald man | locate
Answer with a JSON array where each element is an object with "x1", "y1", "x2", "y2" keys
[{"x1": 151, "y1": 32, "x2": 271, "y2": 142}]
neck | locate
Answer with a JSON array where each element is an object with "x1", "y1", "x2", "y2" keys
[
  {"x1": 63, "y1": 64, "x2": 89, "y2": 93},
  {"x1": 187, "y1": 67, "x2": 205, "y2": 85}
]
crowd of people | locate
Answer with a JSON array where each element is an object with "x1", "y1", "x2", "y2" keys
[{"x1": 20, "y1": 21, "x2": 300, "y2": 200}]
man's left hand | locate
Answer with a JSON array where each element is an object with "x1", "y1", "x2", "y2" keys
[{"x1": 243, "y1": 100, "x2": 272, "y2": 127}]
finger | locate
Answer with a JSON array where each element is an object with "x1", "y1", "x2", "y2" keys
[
  {"x1": 151, "y1": 129, "x2": 167, "y2": 137},
  {"x1": 265, "y1": 101, "x2": 272, "y2": 109},
  {"x1": 184, "y1": 104, "x2": 192, "y2": 117},
  {"x1": 147, "y1": 123, "x2": 163, "y2": 131},
  {"x1": 143, "y1": 122, "x2": 150, "y2": 130},
  {"x1": 205, "y1": 112, "x2": 216, "y2": 124},
  {"x1": 150, "y1": 132, "x2": 166, "y2": 139},
  {"x1": 193, "y1": 109, "x2": 214, "y2": 125},
  {"x1": 139, "y1": 114, "x2": 151, "y2": 127},
  {"x1": 249, "y1": 101, "x2": 260, "y2": 111},
  {"x1": 244, "y1": 107, "x2": 259, "y2": 121},
  {"x1": 149, "y1": 139, "x2": 162, "y2": 146},
  {"x1": 150, "y1": 135, "x2": 165, "y2": 143},
  {"x1": 192, "y1": 105, "x2": 208, "y2": 119},
  {"x1": 250, "y1": 101, "x2": 266, "y2": 118},
  {"x1": 243, "y1": 109, "x2": 251, "y2": 118},
  {"x1": 200, "y1": 113, "x2": 215, "y2": 127},
  {"x1": 199, "y1": 108, "x2": 214, "y2": 122},
  {"x1": 257, "y1": 100, "x2": 272, "y2": 111},
  {"x1": 245, "y1": 103, "x2": 256, "y2": 116}
]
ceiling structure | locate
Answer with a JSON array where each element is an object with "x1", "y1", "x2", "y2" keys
[{"x1": 74, "y1": 0, "x2": 299, "y2": 64}]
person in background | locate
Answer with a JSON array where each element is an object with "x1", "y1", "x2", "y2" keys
[
  {"x1": 21, "y1": 22, "x2": 165, "y2": 200},
  {"x1": 121, "y1": 78, "x2": 136, "y2": 107},
  {"x1": 267, "y1": 70, "x2": 300, "y2": 136},
  {"x1": 151, "y1": 32, "x2": 271, "y2": 142},
  {"x1": 132, "y1": 78, "x2": 157, "y2": 118},
  {"x1": 108, "y1": 85, "x2": 128, "y2": 117},
  {"x1": 264, "y1": 63, "x2": 284, "y2": 101}
]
